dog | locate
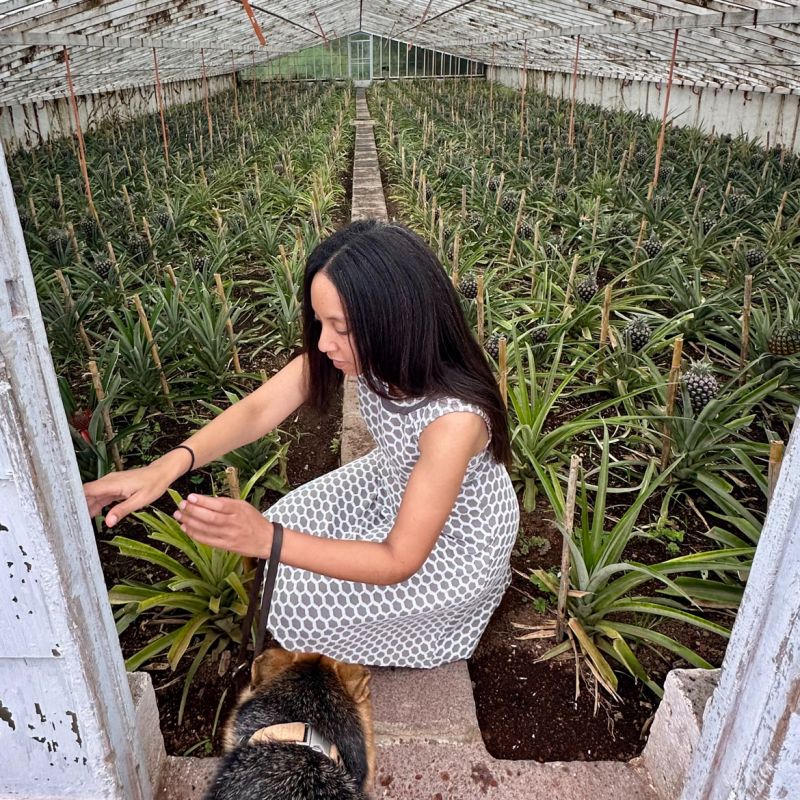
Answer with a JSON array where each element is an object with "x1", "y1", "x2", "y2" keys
[{"x1": 204, "y1": 648, "x2": 375, "y2": 800}]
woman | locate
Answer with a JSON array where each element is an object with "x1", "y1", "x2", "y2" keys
[{"x1": 84, "y1": 220, "x2": 519, "y2": 668}]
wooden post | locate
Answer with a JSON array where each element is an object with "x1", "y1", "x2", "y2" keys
[
  {"x1": 590, "y1": 196, "x2": 601, "y2": 248},
  {"x1": 152, "y1": 48, "x2": 170, "y2": 167},
  {"x1": 774, "y1": 190, "x2": 788, "y2": 229},
  {"x1": 767, "y1": 440, "x2": 784, "y2": 503},
  {"x1": 531, "y1": 221, "x2": 540, "y2": 297},
  {"x1": 231, "y1": 51, "x2": 239, "y2": 119},
  {"x1": 55, "y1": 174, "x2": 65, "y2": 224},
  {"x1": 555, "y1": 454, "x2": 581, "y2": 642},
  {"x1": 652, "y1": 30, "x2": 680, "y2": 190},
  {"x1": 689, "y1": 162, "x2": 703, "y2": 200},
  {"x1": 87, "y1": 360, "x2": 123, "y2": 472},
  {"x1": 518, "y1": 40, "x2": 527, "y2": 165},
  {"x1": 568, "y1": 35, "x2": 581, "y2": 149},
  {"x1": 132, "y1": 294, "x2": 172, "y2": 406},
  {"x1": 738, "y1": 275, "x2": 754, "y2": 381},
  {"x1": 563, "y1": 253, "x2": 580, "y2": 312},
  {"x1": 62, "y1": 47, "x2": 97, "y2": 221},
  {"x1": 476, "y1": 272, "x2": 485, "y2": 344},
  {"x1": 55, "y1": 269, "x2": 93, "y2": 358},
  {"x1": 451, "y1": 233, "x2": 461, "y2": 286},
  {"x1": 660, "y1": 337, "x2": 684, "y2": 470},
  {"x1": 106, "y1": 242, "x2": 125, "y2": 293},
  {"x1": 214, "y1": 274, "x2": 243, "y2": 373},
  {"x1": 201, "y1": 48, "x2": 213, "y2": 148},
  {"x1": 507, "y1": 189, "x2": 527, "y2": 262},
  {"x1": 498, "y1": 336, "x2": 508, "y2": 408}
]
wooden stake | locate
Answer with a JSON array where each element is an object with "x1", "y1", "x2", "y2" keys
[
  {"x1": 132, "y1": 294, "x2": 172, "y2": 406},
  {"x1": 55, "y1": 174, "x2": 65, "y2": 224},
  {"x1": 63, "y1": 47, "x2": 97, "y2": 221},
  {"x1": 556, "y1": 454, "x2": 581, "y2": 642},
  {"x1": 55, "y1": 269, "x2": 93, "y2": 358},
  {"x1": 87, "y1": 360, "x2": 123, "y2": 471},
  {"x1": 531, "y1": 221, "x2": 540, "y2": 297},
  {"x1": 508, "y1": 189, "x2": 527, "y2": 262},
  {"x1": 451, "y1": 233, "x2": 461, "y2": 286},
  {"x1": 689, "y1": 162, "x2": 703, "y2": 200},
  {"x1": 739, "y1": 274, "x2": 753, "y2": 380},
  {"x1": 498, "y1": 336, "x2": 508, "y2": 408},
  {"x1": 201, "y1": 49, "x2": 213, "y2": 148},
  {"x1": 231, "y1": 51, "x2": 239, "y2": 120},
  {"x1": 563, "y1": 253, "x2": 580, "y2": 312},
  {"x1": 768, "y1": 440, "x2": 784, "y2": 503},
  {"x1": 568, "y1": 35, "x2": 581, "y2": 149},
  {"x1": 152, "y1": 48, "x2": 170, "y2": 166},
  {"x1": 660, "y1": 337, "x2": 684, "y2": 470},
  {"x1": 477, "y1": 272, "x2": 485, "y2": 344},
  {"x1": 652, "y1": 30, "x2": 680, "y2": 191},
  {"x1": 774, "y1": 190, "x2": 788, "y2": 229},
  {"x1": 214, "y1": 273, "x2": 242, "y2": 373}
]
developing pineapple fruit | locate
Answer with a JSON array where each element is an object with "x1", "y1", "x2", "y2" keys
[
  {"x1": 745, "y1": 249, "x2": 766, "y2": 269},
  {"x1": 768, "y1": 327, "x2": 800, "y2": 357},
  {"x1": 127, "y1": 232, "x2": 151, "y2": 265},
  {"x1": 18, "y1": 212, "x2": 30, "y2": 231},
  {"x1": 530, "y1": 325, "x2": 548, "y2": 344},
  {"x1": 484, "y1": 333, "x2": 502, "y2": 359},
  {"x1": 154, "y1": 207, "x2": 172, "y2": 229},
  {"x1": 46, "y1": 228, "x2": 70, "y2": 258},
  {"x1": 683, "y1": 360, "x2": 719, "y2": 414},
  {"x1": 642, "y1": 236, "x2": 663, "y2": 258},
  {"x1": 79, "y1": 216, "x2": 99, "y2": 242},
  {"x1": 458, "y1": 274, "x2": 478, "y2": 299},
  {"x1": 701, "y1": 217, "x2": 716, "y2": 235},
  {"x1": 518, "y1": 220, "x2": 534, "y2": 240},
  {"x1": 501, "y1": 192, "x2": 518, "y2": 213},
  {"x1": 576, "y1": 275, "x2": 598, "y2": 303},
  {"x1": 729, "y1": 192, "x2": 747, "y2": 210},
  {"x1": 94, "y1": 258, "x2": 113, "y2": 281},
  {"x1": 623, "y1": 317, "x2": 651, "y2": 351},
  {"x1": 466, "y1": 211, "x2": 483, "y2": 231},
  {"x1": 193, "y1": 254, "x2": 211, "y2": 274},
  {"x1": 487, "y1": 175, "x2": 501, "y2": 192},
  {"x1": 48, "y1": 194, "x2": 61, "y2": 211}
]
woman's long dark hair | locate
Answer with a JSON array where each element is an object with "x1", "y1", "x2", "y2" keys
[{"x1": 302, "y1": 220, "x2": 511, "y2": 465}]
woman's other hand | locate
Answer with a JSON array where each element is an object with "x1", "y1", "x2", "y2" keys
[{"x1": 173, "y1": 494, "x2": 274, "y2": 558}]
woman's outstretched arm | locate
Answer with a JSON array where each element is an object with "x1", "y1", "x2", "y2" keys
[{"x1": 84, "y1": 354, "x2": 309, "y2": 527}]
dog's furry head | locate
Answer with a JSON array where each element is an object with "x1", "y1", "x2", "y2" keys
[{"x1": 221, "y1": 648, "x2": 375, "y2": 793}]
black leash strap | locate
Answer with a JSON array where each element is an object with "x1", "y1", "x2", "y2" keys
[{"x1": 235, "y1": 521, "x2": 284, "y2": 678}]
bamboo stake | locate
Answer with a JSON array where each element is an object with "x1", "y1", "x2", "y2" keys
[
  {"x1": 461, "y1": 185, "x2": 467, "y2": 217},
  {"x1": 55, "y1": 269, "x2": 93, "y2": 358},
  {"x1": 555, "y1": 454, "x2": 581, "y2": 643},
  {"x1": 493, "y1": 172, "x2": 505, "y2": 212},
  {"x1": 518, "y1": 40, "x2": 527, "y2": 166},
  {"x1": 132, "y1": 293, "x2": 172, "y2": 406},
  {"x1": 590, "y1": 196, "x2": 600, "y2": 248},
  {"x1": 120, "y1": 185, "x2": 136, "y2": 227},
  {"x1": 214, "y1": 274, "x2": 243, "y2": 374},
  {"x1": 55, "y1": 174, "x2": 65, "y2": 224},
  {"x1": 87, "y1": 360, "x2": 123, "y2": 472},
  {"x1": 739, "y1": 275, "x2": 753, "y2": 381},
  {"x1": 652, "y1": 30, "x2": 680, "y2": 191},
  {"x1": 774, "y1": 190, "x2": 789, "y2": 229},
  {"x1": 689, "y1": 162, "x2": 703, "y2": 200},
  {"x1": 476, "y1": 272, "x2": 485, "y2": 344},
  {"x1": 65, "y1": 222, "x2": 79, "y2": 264},
  {"x1": 568, "y1": 36, "x2": 581, "y2": 149},
  {"x1": 508, "y1": 189, "x2": 527, "y2": 262},
  {"x1": 201, "y1": 49, "x2": 213, "y2": 149},
  {"x1": 768, "y1": 440, "x2": 784, "y2": 503},
  {"x1": 63, "y1": 47, "x2": 97, "y2": 221},
  {"x1": 451, "y1": 233, "x2": 461, "y2": 287},
  {"x1": 531, "y1": 221, "x2": 540, "y2": 297},
  {"x1": 563, "y1": 253, "x2": 580, "y2": 313},
  {"x1": 498, "y1": 337, "x2": 508, "y2": 408},
  {"x1": 231, "y1": 51, "x2": 239, "y2": 120},
  {"x1": 106, "y1": 242, "x2": 125, "y2": 293},
  {"x1": 152, "y1": 48, "x2": 169, "y2": 166},
  {"x1": 660, "y1": 337, "x2": 684, "y2": 470}
]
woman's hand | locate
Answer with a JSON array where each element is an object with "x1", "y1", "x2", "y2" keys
[
  {"x1": 174, "y1": 494, "x2": 274, "y2": 558},
  {"x1": 84, "y1": 460, "x2": 179, "y2": 527}
]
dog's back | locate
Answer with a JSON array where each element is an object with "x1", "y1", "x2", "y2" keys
[{"x1": 205, "y1": 650, "x2": 374, "y2": 800}]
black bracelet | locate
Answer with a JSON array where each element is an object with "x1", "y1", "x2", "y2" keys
[{"x1": 173, "y1": 445, "x2": 195, "y2": 473}]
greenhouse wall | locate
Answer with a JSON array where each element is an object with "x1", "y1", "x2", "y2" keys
[
  {"x1": 0, "y1": 73, "x2": 235, "y2": 154},
  {"x1": 490, "y1": 66, "x2": 800, "y2": 152}
]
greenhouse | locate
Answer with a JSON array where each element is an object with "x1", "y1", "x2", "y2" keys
[{"x1": 1, "y1": 2, "x2": 799, "y2": 799}]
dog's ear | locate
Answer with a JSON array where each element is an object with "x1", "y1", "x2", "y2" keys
[
  {"x1": 251, "y1": 647, "x2": 296, "y2": 687},
  {"x1": 332, "y1": 662, "x2": 372, "y2": 704}
]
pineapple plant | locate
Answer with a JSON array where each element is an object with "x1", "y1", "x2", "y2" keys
[
  {"x1": 487, "y1": 175, "x2": 501, "y2": 192},
  {"x1": 642, "y1": 236, "x2": 662, "y2": 259},
  {"x1": 576, "y1": 274, "x2": 598, "y2": 303},
  {"x1": 193, "y1": 254, "x2": 211, "y2": 274},
  {"x1": 701, "y1": 216, "x2": 716, "y2": 235},
  {"x1": 466, "y1": 211, "x2": 483, "y2": 231},
  {"x1": 458, "y1": 274, "x2": 478, "y2": 299},
  {"x1": 94, "y1": 258, "x2": 114, "y2": 281},
  {"x1": 554, "y1": 187, "x2": 568, "y2": 202},
  {"x1": 683, "y1": 360, "x2": 719, "y2": 414},
  {"x1": 518, "y1": 220, "x2": 534, "y2": 240},
  {"x1": 729, "y1": 192, "x2": 747, "y2": 211},
  {"x1": 48, "y1": 194, "x2": 61, "y2": 211},
  {"x1": 610, "y1": 222, "x2": 629, "y2": 240},
  {"x1": 623, "y1": 317, "x2": 651, "y2": 351},
  {"x1": 154, "y1": 207, "x2": 172, "y2": 229}
]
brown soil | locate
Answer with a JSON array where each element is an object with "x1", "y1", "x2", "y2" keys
[{"x1": 468, "y1": 501, "x2": 728, "y2": 762}]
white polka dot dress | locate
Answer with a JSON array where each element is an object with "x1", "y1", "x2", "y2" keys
[{"x1": 262, "y1": 376, "x2": 520, "y2": 668}]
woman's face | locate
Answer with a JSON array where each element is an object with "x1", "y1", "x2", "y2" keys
[{"x1": 310, "y1": 272, "x2": 360, "y2": 376}]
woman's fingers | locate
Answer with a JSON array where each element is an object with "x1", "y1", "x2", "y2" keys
[{"x1": 185, "y1": 494, "x2": 236, "y2": 513}]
